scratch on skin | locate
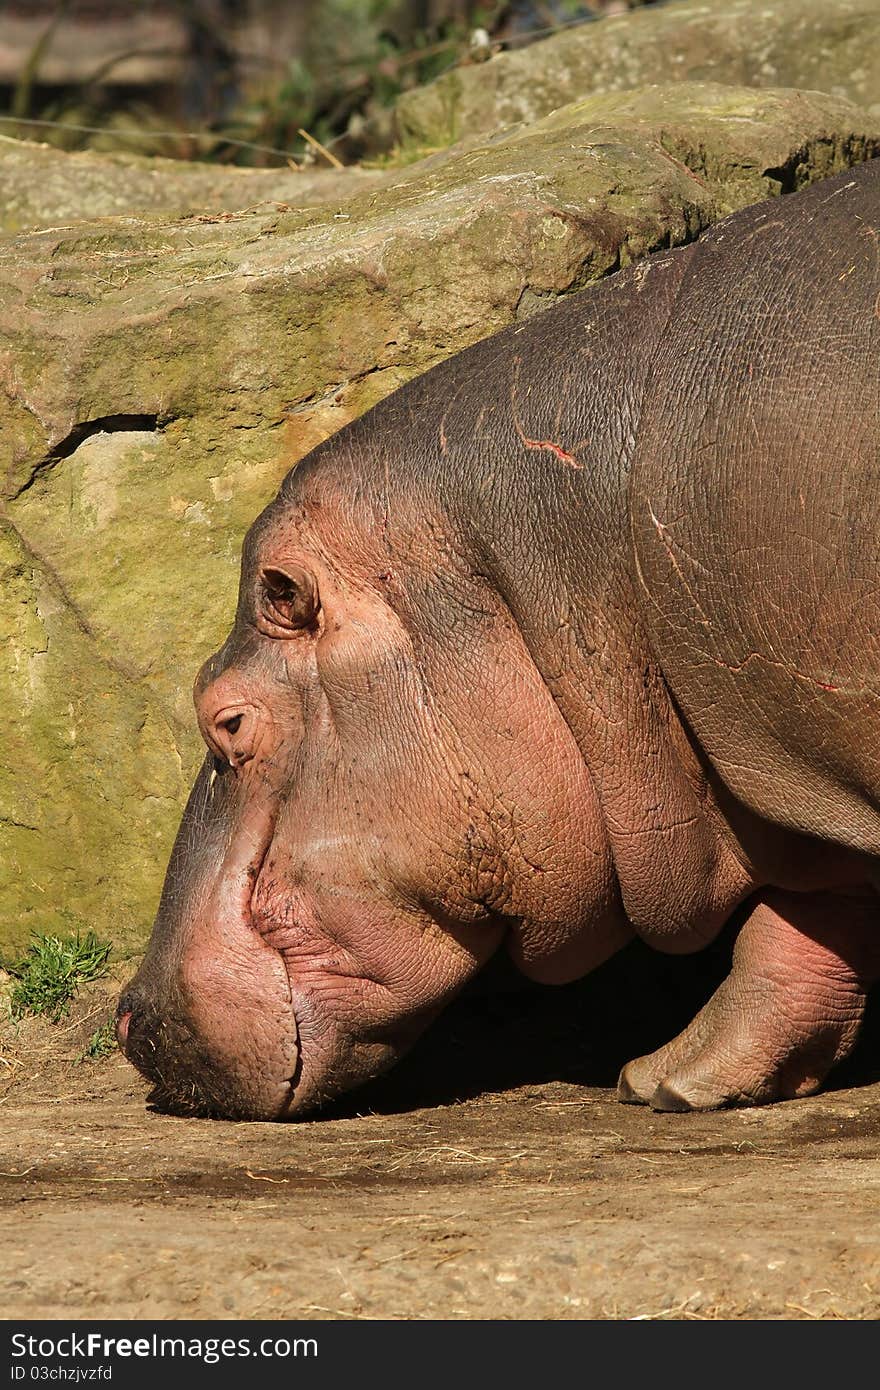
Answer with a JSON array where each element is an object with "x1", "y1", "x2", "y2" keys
[
  {"x1": 647, "y1": 504, "x2": 713, "y2": 628},
  {"x1": 510, "y1": 356, "x2": 583, "y2": 469},
  {"x1": 517, "y1": 433, "x2": 581, "y2": 467},
  {"x1": 706, "y1": 649, "x2": 848, "y2": 695},
  {"x1": 648, "y1": 506, "x2": 862, "y2": 697},
  {"x1": 437, "y1": 377, "x2": 469, "y2": 458},
  {"x1": 821, "y1": 180, "x2": 856, "y2": 203},
  {"x1": 744, "y1": 219, "x2": 785, "y2": 241}
]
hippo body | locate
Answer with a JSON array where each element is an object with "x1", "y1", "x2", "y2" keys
[{"x1": 119, "y1": 159, "x2": 880, "y2": 1119}]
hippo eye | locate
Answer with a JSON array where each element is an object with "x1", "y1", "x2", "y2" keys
[{"x1": 260, "y1": 566, "x2": 319, "y2": 633}]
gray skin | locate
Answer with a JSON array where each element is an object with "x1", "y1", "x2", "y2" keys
[{"x1": 118, "y1": 158, "x2": 880, "y2": 1120}]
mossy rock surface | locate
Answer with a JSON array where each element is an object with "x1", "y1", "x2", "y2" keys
[
  {"x1": 1, "y1": 81, "x2": 878, "y2": 955},
  {"x1": 0, "y1": 134, "x2": 385, "y2": 236},
  {"x1": 396, "y1": 0, "x2": 880, "y2": 149}
]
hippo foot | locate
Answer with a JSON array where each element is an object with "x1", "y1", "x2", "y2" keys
[{"x1": 618, "y1": 889, "x2": 879, "y2": 1112}]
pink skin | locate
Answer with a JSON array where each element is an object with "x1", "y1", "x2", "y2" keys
[
  {"x1": 619, "y1": 889, "x2": 880, "y2": 1110},
  {"x1": 189, "y1": 551, "x2": 506, "y2": 1116},
  {"x1": 119, "y1": 474, "x2": 626, "y2": 1118}
]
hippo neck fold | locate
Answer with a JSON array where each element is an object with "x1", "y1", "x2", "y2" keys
[{"x1": 432, "y1": 243, "x2": 755, "y2": 950}]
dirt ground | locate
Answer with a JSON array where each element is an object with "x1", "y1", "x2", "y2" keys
[{"x1": 3, "y1": 937, "x2": 880, "y2": 1321}]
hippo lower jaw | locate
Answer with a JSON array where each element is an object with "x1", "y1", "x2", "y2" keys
[
  {"x1": 117, "y1": 788, "x2": 420, "y2": 1120},
  {"x1": 253, "y1": 900, "x2": 437, "y2": 1119},
  {"x1": 273, "y1": 980, "x2": 400, "y2": 1119}
]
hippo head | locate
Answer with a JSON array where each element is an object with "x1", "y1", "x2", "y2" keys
[{"x1": 117, "y1": 417, "x2": 607, "y2": 1119}]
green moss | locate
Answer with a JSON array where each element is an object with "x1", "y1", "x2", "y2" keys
[{"x1": 0, "y1": 516, "x2": 190, "y2": 957}]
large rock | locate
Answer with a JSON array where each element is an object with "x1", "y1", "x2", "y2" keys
[
  {"x1": 396, "y1": 0, "x2": 880, "y2": 149},
  {"x1": 1, "y1": 83, "x2": 877, "y2": 956},
  {"x1": 0, "y1": 135, "x2": 385, "y2": 235}
]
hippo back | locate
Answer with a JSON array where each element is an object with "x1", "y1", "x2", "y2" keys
[{"x1": 630, "y1": 159, "x2": 880, "y2": 853}]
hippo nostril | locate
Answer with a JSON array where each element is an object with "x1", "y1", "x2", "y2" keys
[{"x1": 222, "y1": 714, "x2": 243, "y2": 736}]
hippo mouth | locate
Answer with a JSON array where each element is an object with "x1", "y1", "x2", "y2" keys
[
  {"x1": 247, "y1": 851, "x2": 444, "y2": 1117},
  {"x1": 119, "y1": 758, "x2": 459, "y2": 1121},
  {"x1": 117, "y1": 777, "x2": 303, "y2": 1121},
  {"x1": 246, "y1": 880, "x2": 378, "y2": 1118}
]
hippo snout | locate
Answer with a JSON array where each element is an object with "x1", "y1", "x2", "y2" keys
[
  {"x1": 114, "y1": 985, "x2": 221, "y2": 1117},
  {"x1": 115, "y1": 976, "x2": 298, "y2": 1121}
]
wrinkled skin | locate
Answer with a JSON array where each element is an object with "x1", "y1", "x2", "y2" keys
[{"x1": 119, "y1": 159, "x2": 880, "y2": 1120}]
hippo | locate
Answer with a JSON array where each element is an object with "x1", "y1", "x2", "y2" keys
[{"x1": 117, "y1": 158, "x2": 880, "y2": 1120}]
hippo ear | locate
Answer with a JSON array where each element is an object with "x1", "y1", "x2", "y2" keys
[{"x1": 260, "y1": 566, "x2": 320, "y2": 632}]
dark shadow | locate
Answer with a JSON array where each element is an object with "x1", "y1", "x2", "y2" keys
[
  {"x1": 320, "y1": 927, "x2": 734, "y2": 1119},
  {"x1": 828, "y1": 980, "x2": 880, "y2": 1092},
  {"x1": 320, "y1": 918, "x2": 880, "y2": 1120}
]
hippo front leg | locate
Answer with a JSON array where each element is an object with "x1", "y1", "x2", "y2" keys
[{"x1": 618, "y1": 890, "x2": 880, "y2": 1111}]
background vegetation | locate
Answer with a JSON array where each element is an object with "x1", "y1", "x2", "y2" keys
[{"x1": 0, "y1": 0, "x2": 655, "y2": 165}]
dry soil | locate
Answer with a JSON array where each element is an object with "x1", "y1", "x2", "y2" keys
[{"x1": 2, "y1": 938, "x2": 880, "y2": 1320}]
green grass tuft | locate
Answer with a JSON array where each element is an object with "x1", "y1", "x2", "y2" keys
[
  {"x1": 8, "y1": 931, "x2": 112, "y2": 1022},
  {"x1": 78, "y1": 1020, "x2": 118, "y2": 1062}
]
